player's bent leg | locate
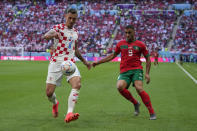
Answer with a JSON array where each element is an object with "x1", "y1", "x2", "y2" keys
[
  {"x1": 46, "y1": 83, "x2": 56, "y2": 97},
  {"x1": 46, "y1": 83, "x2": 59, "y2": 118},
  {"x1": 117, "y1": 80, "x2": 139, "y2": 115},
  {"x1": 65, "y1": 76, "x2": 81, "y2": 123},
  {"x1": 134, "y1": 81, "x2": 156, "y2": 120}
]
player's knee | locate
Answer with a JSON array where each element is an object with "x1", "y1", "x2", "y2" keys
[
  {"x1": 117, "y1": 83, "x2": 124, "y2": 91},
  {"x1": 46, "y1": 90, "x2": 53, "y2": 97},
  {"x1": 117, "y1": 87, "x2": 124, "y2": 92},
  {"x1": 72, "y1": 82, "x2": 81, "y2": 90},
  {"x1": 134, "y1": 81, "x2": 143, "y2": 92},
  {"x1": 135, "y1": 85, "x2": 143, "y2": 93}
]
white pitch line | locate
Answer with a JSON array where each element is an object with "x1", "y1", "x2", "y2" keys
[{"x1": 176, "y1": 62, "x2": 197, "y2": 84}]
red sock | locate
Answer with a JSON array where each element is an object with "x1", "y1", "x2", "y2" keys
[
  {"x1": 139, "y1": 91, "x2": 155, "y2": 114},
  {"x1": 119, "y1": 88, "x2": 138, "y2": 105}
]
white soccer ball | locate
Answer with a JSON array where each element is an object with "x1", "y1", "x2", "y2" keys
[{"x1": 61, "y1": 60, "x2": 76, "y2": 76}]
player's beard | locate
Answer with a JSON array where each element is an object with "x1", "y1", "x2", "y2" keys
[
  {"x1": 126, "y1": 38, "x2": 133, "y2": 43},
  {"x1": 67, "y1": 24, "x2": 73, "y2": 29},
  {"x1": 67, "y1": 22, "x2": 74, "y2": 29},
  {"x1": 126, "y1": 36, "x2": 135, "y2": 43}
]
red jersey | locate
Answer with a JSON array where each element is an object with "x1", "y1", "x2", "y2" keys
[
  {"x1": 115, "y1": 40, "x2": 149, "y2": 73},
  {"x1": 154, "y1": 52, "x2": 159, "y2": 59}
]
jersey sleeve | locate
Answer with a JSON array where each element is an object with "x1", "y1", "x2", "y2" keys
[
  {"x1": 52, "y1": 24, "x2": 60, "y2": 33},
  {"x1": 141, "y1": 43, "x2": 149, "y2": 58},
  {"x1": 114, "y1": 42, "x2": 121, "y2": 54}
]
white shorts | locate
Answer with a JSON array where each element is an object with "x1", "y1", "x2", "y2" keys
[{"x1": 46, "y1": 62, "x2": 81, "y2": 86}]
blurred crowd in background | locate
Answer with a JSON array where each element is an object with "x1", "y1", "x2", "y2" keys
[{"x1": 0, "y1": 0, "x2": 197, "y2": 60}]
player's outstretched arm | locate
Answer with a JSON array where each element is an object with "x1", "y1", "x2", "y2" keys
[
  {"x1": 75, "y1": 43, "x2": 91, "y2": 70},
  {"x1": 43, "y1": 30, "x2": 60, "y2": 40},
  {"x1": 92, "y1": 52, "x2": 118, "y2": 67},
  {"x1": 145, "y1": 56, "x2": 151, "y2": 84}
]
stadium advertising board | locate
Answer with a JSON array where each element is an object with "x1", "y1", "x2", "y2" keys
[{"x1": 1, "y1": 56, "x2": 171, "y2": 62}]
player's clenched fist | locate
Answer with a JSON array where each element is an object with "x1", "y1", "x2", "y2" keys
[
  {"x1": 92, "y1": 62, "x2": 98, "y2": 67},
  {"x1": 54, "y1": 32, "x2": 61, "y2": 39},
  {"x1": 84, "y1": 62, "x2": 92, "y2": 70}
]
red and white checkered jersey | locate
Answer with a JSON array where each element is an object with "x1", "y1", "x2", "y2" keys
[{"x1": 50, "y1": 23, "x2": 78, "y2": 63}]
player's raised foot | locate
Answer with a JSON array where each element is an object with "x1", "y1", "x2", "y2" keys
[
  {"x1": 52, "y1": 101, "x2": 59, "y2": 118},
  {"x1": 134, "y1": 102, "x2": 140, "y2": 116},
  {"x1": 64, "y1": 112, "x2": 80, "y2": 123},
  {"x1": 149, "y1": 113, "x2": 157, "y2": 120}
]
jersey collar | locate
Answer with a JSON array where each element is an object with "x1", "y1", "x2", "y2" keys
[{"x1": 126, "y1": 39, "x2": 137, "y2": 44}]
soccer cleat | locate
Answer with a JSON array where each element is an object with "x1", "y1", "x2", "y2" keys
[
  {"x1": 52, "y1": 101, "x2": 59, "y2": 118},
  {"x1": 134, "y1": 102, "x2": 140, "y2": 116},
  {"x1": 64, "y1": 112, "x2": 80, "y2": 123},
  {"x1": 150, "y1": 114, "x2": 157, "y2": 120}
]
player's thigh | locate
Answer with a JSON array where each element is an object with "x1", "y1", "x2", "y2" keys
[
  {"x1": 134, "y1": 80, "x2": 143, "y2": 93},
  {"x1": 46, "y1": 62, "x2": 63, "y2": 86},
  {"x1": 117, "y1": 72, "x2": 132, "y2": 90},
  {"x1": 69, "y1": 76, "x2": 81, "y2": 90},
  {"x1": 66, "y1": 65, "x2": 81, "y2": 82},
  {"x1": 46, "y1": 72, "x2": 62, "y2": 96},
  {"x1": 132, "y1": 69, "x2": 144, "y2": 92}
]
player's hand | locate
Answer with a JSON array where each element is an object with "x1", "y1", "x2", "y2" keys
[
  {"x1": 84, "y1": 62, "x2": 92, "y2": 70},
  {"x1": 54, "y1": 32, "x2": 61, "y2": 39},
  {"x1": 145, "y1": 73, "x2": 150, "y2": 84},
  {"x1": 92, "y1": 62, "x2": 98, "y2": 67}
]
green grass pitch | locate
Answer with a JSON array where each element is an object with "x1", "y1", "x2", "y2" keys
[{"x1": 0, "y1": 61, "x2": 197, "y2": 131}]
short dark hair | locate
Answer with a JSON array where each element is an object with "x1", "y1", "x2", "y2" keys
[
  {"x1": 125, "y1": 25, "x2": 134, "y2": 30},
  {"x1": 65, "y1": 8, "x2": 78, "y2": 14}
]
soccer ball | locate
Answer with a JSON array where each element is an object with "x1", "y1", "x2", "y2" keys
[{"x1": 61, "y1": 60, "x2": 76, "y2": 76}]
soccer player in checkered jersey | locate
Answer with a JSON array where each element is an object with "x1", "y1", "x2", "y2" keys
[
  {"x1": 92, "y1": 25, "x2": 156, "y2": 120},
  {"x1": 43, "y1": 8, "x2": 91, "y2": 123}
]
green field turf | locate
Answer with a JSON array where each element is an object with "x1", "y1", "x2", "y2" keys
[
  {"x1": 0, "y1": 61, "x2": 197, "y2": 131},
  {"x1": 182, "y1": 62, "x2": 197, "y2": 80}
]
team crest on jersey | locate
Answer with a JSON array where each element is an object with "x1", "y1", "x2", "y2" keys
[{"x1": 133, "y1": 46, "x2": 140, "y2": 51}]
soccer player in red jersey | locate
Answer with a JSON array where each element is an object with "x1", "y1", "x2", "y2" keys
[
  {"x1": 153, "y1": 49, "x2": 159, "y2": 66},
  {"x1": 92, "y1": 25, "x2": 156, "y2": 120}
]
